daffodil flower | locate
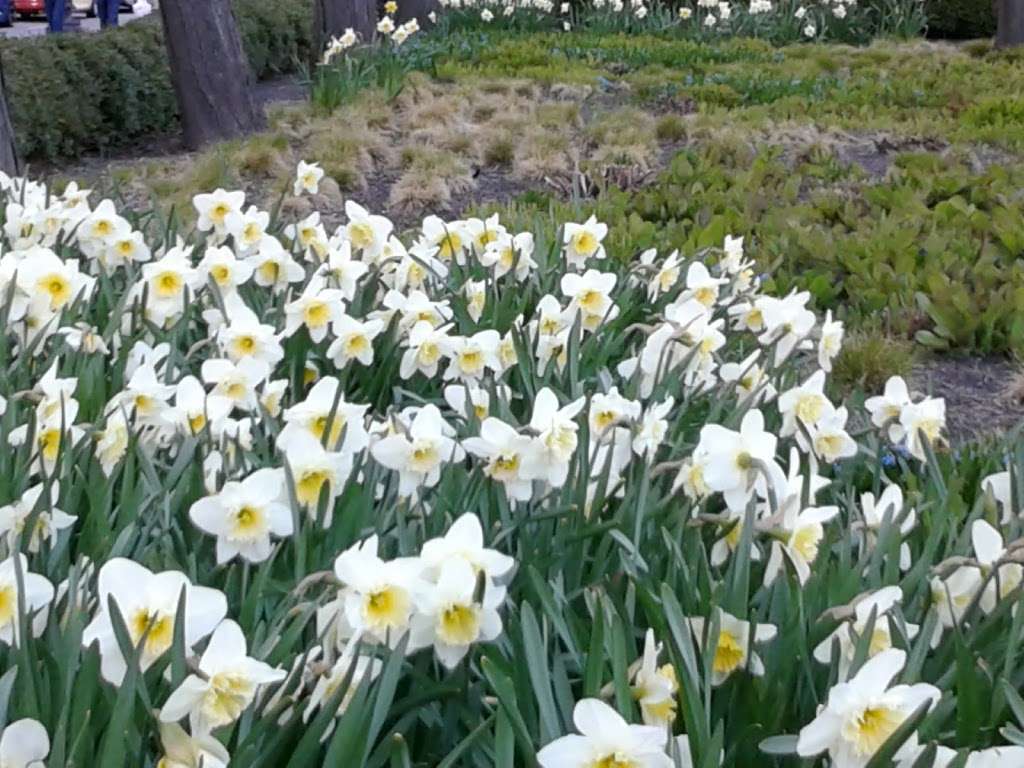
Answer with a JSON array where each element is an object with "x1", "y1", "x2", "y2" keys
[
  {"x1": 82, "y1": 558, "x2": 227, "y2": 685},
  {"x1": 160, "y1": 619, "x2": 285, "y2": 733},
  {"x1": 797, "y1": 649, "x2": 939, "y2": 768},
  {"x1": 689, "y1": 609, "x2": 777, "y2": 685},
  {"x1": 0, "y1": 554, "x2": 54, "y2": 647},
  {"x1": 0, "y1": 719, "x2": 49, "y2": 768},
  {"x1": 536, "y1": 698, "x2": 672, "y2": 768},
  {"x1": 189, "y1": 468, "x2": 292, "y2": 564}
]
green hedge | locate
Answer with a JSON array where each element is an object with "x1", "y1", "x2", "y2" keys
[
  {"x1": 925, "y1": 0, "x2": 996, "y2": 39},
  {"x1": 0, "y1": 0, "x2": 312, "y2": 163}
]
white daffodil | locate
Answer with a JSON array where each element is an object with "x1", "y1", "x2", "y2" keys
[
  {"x1": 318, "y1": 239, "x2": 369, "y2": 300},
  {"x1": 927, "y1": 565, "x2": 983, "y2": 648},
  {"x1": 246, "y1": 238, "x2": 305, "y2": 290},
  {"x1": 189, "y1": 468, "x2": 292, "y2": 564},
  {"x1": 527, "y1": 388, "x2": 585, "y2": 487},
  {"x1": 809, "y1": 406, "x2": 858, "y2": 464},
  {"x1": 343, "y1": 200, "x2": 393, "y2": 262},
  {"x1": 421, "y1": 215, "x2": 472, "y2": 265},
  {"x1": 865, "y1": 376, "x2": 912, "y2": 442},
  {"x1": 0, "y1": 719, "x2": 49, "y2": 768},
  {"x1": 286, "y1": 212, "x2": 330, "y2": 262},
  {"x1": 166, "y1": 375, "x2": 232, "y2": 437},
  {"x1": 813, "y1": 587, "x2": 919, "y2": 678},
  {"x1": 304, "y1": 636, "x2": 384, "y2": 722},
  {"x1": 419, "y1": 513, "x2": 515, "y2": 600},
  {"x1": 819, "y1": 310, "x2": 844, "y2": 372},
  {"x1": 778, "y1": 370, "x2": 835, "y2": 438},
  {"x1": 633, "y1": 397, "x2": 674, "y2": 460},
  {"x1": 155, "y1": 722, "x2": 230, "y2": 768},
  {"x1": 371, "y1": 404, "x2": 464, "y2": 496},
  {"x1": 698, "y1": 409, "x2": 778, "y2": 512},
  {"x1": 200, "y1": 357, "x2": 271, "y2": 413},
  {"x1": 280, "y1": 432, "x2": 353, "y2": 525},
  {"x1": 764, "y1": 502, "x2": 839, "y2": 587},
  {"x1": 858, "y1": 484, "x2": 916, "y2": 571},
  {"x1": 444, "y1": 381, "x2": 506, "y2": 423},
  {"x1": 454, "y1": 283, "x2": 482, "y2": 330},
  {"x1": 96, "y1": 410, "x2": 131, "y2": 477},
  {"x1": 480, "y1": 231, "x2": 537, "y2": 281},
  {"x1": 278, "y1": 377, "x2": 370, "y2": 456},
  {"x1": 380, "y1": 289, "x2": 452, "y2": 332},
  {"x1": 226, "y1": 205, "x2": 271, "y2": 255},
  {"x1": 972, "y1": 519, "x2": 1022, "y2": 614},
  {"x1": 720, "y1": 350, "x2": 776, "y2": 405},
  {"x1": 562, "y1": 216, "x2": 609, "y2": 270},
  {"x1": 681, "y1": 261, "x2": 727, "y2": 308},
  {"x1": 197, "y1": 246, "x2": 253, "y2": 297},
  {"x1": 689, "y1": 609, "x2": 777, "y2": 685},
  {"x1": 160, "y1": 619, "x2": 285, "y2": 733},
  {"x1": 981, "y1": 471, "x2": 1016, "y2": 523},
  {"x1": 464, "y1": 418, "x2": 539, "y2": 502},
  {"x1": 82, "y1": 558, "x2": 227, "y2": 684},
  {"x1": 561, "y1": 269, "x2": 617, "y2": 331},
  {"x1": 409, "y1": 558, "x2": 503, "y2": 668},
  {"x1": 0, "y1": 481, "x2": 76, "y2": 553},
  {"x1": 334, "y1": 535, "x2": 427, "y2": 647},
  {"x1": 326, "y1": 314, "x2": 385, "y2": 368},
  {"x1": 536, "y1": 698, "x2": 672, "y2": 768},
  {"x1": 444, "y1": 330, "x2": 502, "y2": 382},
  {"x1": 900, "y1": 397, "x2": 945, "y2": 461},
  {"x1": 589, "y1": 388, "x2": 642, "y2": 443},
  {"x1": 0, "y1": 554, "x2": 54, "y2": 646},
  {"x1": 194, "y1": 188, "x2": 245, "y2": 237},
  {"x1": 138, "y1": 248, "x2": 200, "y2": 326},
  {"x1": 758, "y1": 291, "x2": 816, "y2": 365},
  {"x1": 284, "y1": 280, "x2": 345, "y2": 343},
  {"x1": 294, "y1": 161, "x2": 325, "y2": 196},
  {"x1": 797, "y1": 649, "x2": 939, "y2": 768},
  {"x1": 466, "y1": 213, "x2": 507, "y2": 256},
  {"x1": 631, "y1": 629, "x2": 679, "y2": 726},
  {"x1": 215, "y1": 301, "x2": 284, "y2": 368},
  {"x1": 401, "y1": 321, "x2": 453, "y2": 380}
]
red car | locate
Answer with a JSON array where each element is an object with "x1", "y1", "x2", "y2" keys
[{"x1": 12, "y1": 0, "x2": 134, "y2": 19}]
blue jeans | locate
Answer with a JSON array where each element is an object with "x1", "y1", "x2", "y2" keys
[
  {"x1": 97, "y1": 0, "x2": 118, "y2": 27},
  {"x1": 45, "y1": 0, "x2": 65, "y2": 32}
]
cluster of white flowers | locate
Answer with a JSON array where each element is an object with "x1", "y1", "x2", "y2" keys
[{"x1": 1, "y1": 151, "x2": 1020, "y2": 767}]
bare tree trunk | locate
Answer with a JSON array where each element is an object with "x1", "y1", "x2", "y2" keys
[
  {"x1": 159, "y1": 0, "x2": 265, "y2": 150},
  {"x1": 313, "y1": 0, "x2": 377, "y2": 63},
  {"x1": 0, "y1": 55, "x2": 18, "y2": 177},
  {"x1": 395, "y1": 0, "x2": 440, "y2": 26},
  {"x1": 997, "y1": 0, "x2": 1024, "y2": 47}
]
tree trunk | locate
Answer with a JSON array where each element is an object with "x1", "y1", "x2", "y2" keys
[
  {"x1": 313, "y1": 0, "x2": 377, "y2": 63},
  {"x1": 997, "y1": 0, "x2": 1024, "y2": 47},
  {"x1": 159, "y1": 0, "x2": 265, "y2": 151},
  {"x1": 395, "y1": 0, "x2": 440, "y2": 26},
  {"x1": 0, "y1": 54, "x2": 19, "y2": 177}
]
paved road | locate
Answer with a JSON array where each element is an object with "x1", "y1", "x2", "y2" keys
[{"x1": 0, "y1": 7, "x2": 149, "y2": 38}]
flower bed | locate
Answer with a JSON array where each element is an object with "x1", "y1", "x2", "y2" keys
[{"x1": 0, "y1": 162, "x2": 1021, "y2": 766}]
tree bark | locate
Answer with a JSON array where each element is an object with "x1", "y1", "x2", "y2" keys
[
  {"x1": 313, "y1": 0, "x2": 377, "y2": 63},
  {"x1": 0, "y1": 54, "x2": 19, "y2": 177},
  {"x1": 395, "y1": 0, "x2": 440, "y2": 26},
  {"x1": 997, "y1": 0, "x2": 1024, "y2": 47},
  {"x1": 159, "y1": 0, "x2": 265, "y2": 151}
]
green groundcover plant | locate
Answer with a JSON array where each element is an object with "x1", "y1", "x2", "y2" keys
[{"x1": 0, "y1": 155, "x2": 1023, "y2": 767}]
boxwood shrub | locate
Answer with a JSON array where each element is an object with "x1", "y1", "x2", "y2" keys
[{"x1": 0, "y1": 0, "x2": 311, "y2": 163}]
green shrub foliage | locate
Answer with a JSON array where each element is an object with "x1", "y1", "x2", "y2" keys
[{"x1": 0, "y1": 0, "x2": 311, "y2": 162}]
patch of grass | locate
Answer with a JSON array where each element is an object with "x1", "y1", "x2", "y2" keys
[
  {"x1": 483, "y1": 134, "x2": 516, "y2": 167},
  {"x1": 829, "y1": 333, "x2": 918, "y2": 396},
  {"x1": 654, "y1": 114, "x2": 688, "y2": 142}
]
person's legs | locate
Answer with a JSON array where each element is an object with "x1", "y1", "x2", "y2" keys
[
  {"x1": 98, "y1": 0, "x2": 118, "y2": 27},
  {"x1": 45, "y1": 0, "x2": 65, "y2": 32}
]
